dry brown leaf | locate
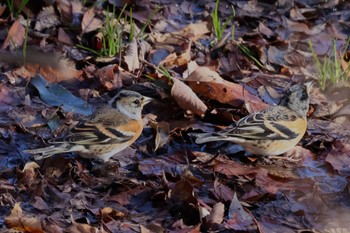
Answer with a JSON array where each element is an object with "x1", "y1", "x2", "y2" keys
[
  {"x1": 123, "y1": 38, "x2": 140, "y2": 72},
  {"x1": 283, "y1": 16, "x2": 325, "y2": 35},
  {"x1": 95, "y1": 64, "x2": 123, "y2": 90},
  {"x1": 187, "y1": 67, "x2": 268, "y2": 111},
  {"x1": 2, "y1": 19, "x2": 25, "y2": 50},
  {"x1": 226, "y1": 193, "x2": 256, "y2": 231},
  {"x1": 171, "y1": 78, "x2": 207, "y2": 117},
  {"x1": 325, "y1": 141, "x2": 350, "y2": 175},
  {"x1": 151, "y1": 22, "x2": 210, "y2": 45},
  {"x1": 82, "y1": 8, "x2": 103, "y2": 33},
  {"x1": 5, "y1": 203, "x2": 44, "y2": 233},
  {"x1": 160, "y1": 41, "x2": 192, "y2": 67},
  {"x1": 98, "y1": 207, "x2": 125, "y2": 223},
  {"x1": 0, "y1": 4, "x2": 6, "y2": 17},
  {"x1": 35, "y1": 6, "x2": 61, "y2": 31},
  {"x1": 58, "y1": 28, "x2": 74, "y2": 45},
  {"x1": 68, "y1": 220, "x2": 107, "y2": 233},
  {"x1": 18, "y1": 162, "x2": 40, "y2": 186},
  {"x1": 207, "y1": 202, "x2": 225, "y2": 225},
  {"x1": 56, "y1": 0, "x2": 72, "y2": 25}
]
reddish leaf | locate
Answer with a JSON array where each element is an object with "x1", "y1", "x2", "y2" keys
[
  {"x1": 2, "y1": 19, "x2": 25, "y2": 50},
  {"x1": 187, "y1": 67, "x2": 268, "y2": 111}
]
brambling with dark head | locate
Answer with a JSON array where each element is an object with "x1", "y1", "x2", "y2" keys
[
  {"x1": 25, "y1": 90, "x2": 152, "y2": 162},
  {"x1": 192, "y1": 82, "x2": 313, "y2": 158}
]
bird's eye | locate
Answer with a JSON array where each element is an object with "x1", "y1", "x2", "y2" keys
[{"x1": 133, "y1": 99, "x2": 141, "y2": 105}]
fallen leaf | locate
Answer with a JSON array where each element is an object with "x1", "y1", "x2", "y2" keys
[
  {"x1": 29, "y1": 74, "x2": 93, "y2": 116},
  {"x1": 18, "y1": 162, "x2": 40, "y2": 186},
  {"x1": 35, "y1": 6, "x2": 61, "y2": 31},
  {"x1": 2, "y1": 19, "x2": 25, "y2": 50},
  {"x1": 68, "y1": 219, "x2": 107, "y2": 233},
  {"x1": 58, "y1": 28, "x2": 74, "y2": 45},
  {"x1": 159, "y1": 41, "x2": 192, "y2": 67},
  {"x1": 95, "y1": 64, "x2": 123, "y2": 90},
  {"x1": 0, "y1": 4, "x2": 6, "y2": 17},
  {"x1": 171, "y1": 78, "x2": 208, "y2": 117},
  {"x1": 325, "y1": 141, "x2": 350, "y2": 175},
  {"x1": 151, "y1": 22, "x2": 210, "y2": 45},
  {"x1": 213, "y1": 179, "x2": 234, "y2": 202},
  {"x1": 56, "y1": 0, "x2": 72, "y2": 26},
  {"x1": 206, "y1": 202, "x2": 225, "y2": 225},
  {"x1": 5, "y1": 203, "x2": 44, "y2": 233},
  {"x1": 124, "y1": 38, "x2": 140, "y2": 72},
  {"x1": 82, "y1": 8, "x2": 103, "y2": 33},
  {"x1": 97, "y1": 207, "x2": 125, "y2": 223},
  {"x1": 187, "y1": 67, "x2": 268, "y2": 111},
  {"x1": 225, "y1": 193, "x2": 256, "y2": 231}
]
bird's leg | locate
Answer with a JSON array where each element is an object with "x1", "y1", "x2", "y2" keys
[{"x1": 267, "y1": 149, "x2": 302, "y2": 163}]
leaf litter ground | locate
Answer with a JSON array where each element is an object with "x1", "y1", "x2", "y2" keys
[{"x1": 1, "y1": 0, "x2": 350, "y2": 232}]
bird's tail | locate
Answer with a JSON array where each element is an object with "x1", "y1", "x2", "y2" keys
[
  {"x1": 24, "y1": 143, "x2": 71, "y2": 160},
  {"x1": 189, "y1": 132, "x2": 229, "y2": 144}
]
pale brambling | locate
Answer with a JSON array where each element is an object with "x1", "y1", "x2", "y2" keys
[
  {"x1": 192, "y1": 82, "x2": 313, "y2": 157},
  {"x1": 25, "y1": 90, "x2": 152, "y2": 162}
]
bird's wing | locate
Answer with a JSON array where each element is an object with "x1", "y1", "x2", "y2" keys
[
  {"x1": 50, "y1": 110, "x2": 137, "y2": 145},
  {"x1": 221, "y1": 106, "x2": 301, "y2": 140}
]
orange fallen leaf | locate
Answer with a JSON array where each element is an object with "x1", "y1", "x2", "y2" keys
[
  {"x1": 2, "y1": 19, "x2": 25, "y2": 50},
  {"x1": 5, "y1": 203, "x2": 44, "y2": 233},
  {"x1": 187, "y1": 67, "x2": 268, "y2": 112}
]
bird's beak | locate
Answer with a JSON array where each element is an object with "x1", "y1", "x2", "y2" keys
[
  {"x1": 142, "y1": 96, "x2": 153, "y2": 105},
  {"x1": 304, "y1": 81, "x2": 314, "y2": 94}
]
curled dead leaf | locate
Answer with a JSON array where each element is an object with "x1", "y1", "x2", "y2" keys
[
  {"x1": 18, "y1": 162, "x2": 40, "y2": 186},
  {"x1": 5, "y1": 203, "x2": 44, "y2": 233},
  {"x1": 171, "y1": 78, "x2": 208, "y2": 117},
  {"x1": 207, "y1": 202, "x2": 225, "y2": 225}
]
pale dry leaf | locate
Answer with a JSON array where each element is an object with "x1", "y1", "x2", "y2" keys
[
  {"x1": 2, "y1": 19, "x2": 25, "y2": 50},
  {"x1": 151, "y1": 21, "x2": 210, "y2": 45},
  {"x1": 171, "y1": 78, "x2": 207, "y2": 117},
  {"x1": 207, "y1": 202, "x2": 225, "y2": 224},
  {"x1": 124, "y1": 38, "x2": 140, "y2": 72},
  {"x1": 139, "y1": 40, "x2": 151, "y2": 62},
  {"x1": 35, "y1": 6, "x2": 61, "y2": 31},
  {"x1": 82, "y1": 8, "x2": 103, "y2": 33}
]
